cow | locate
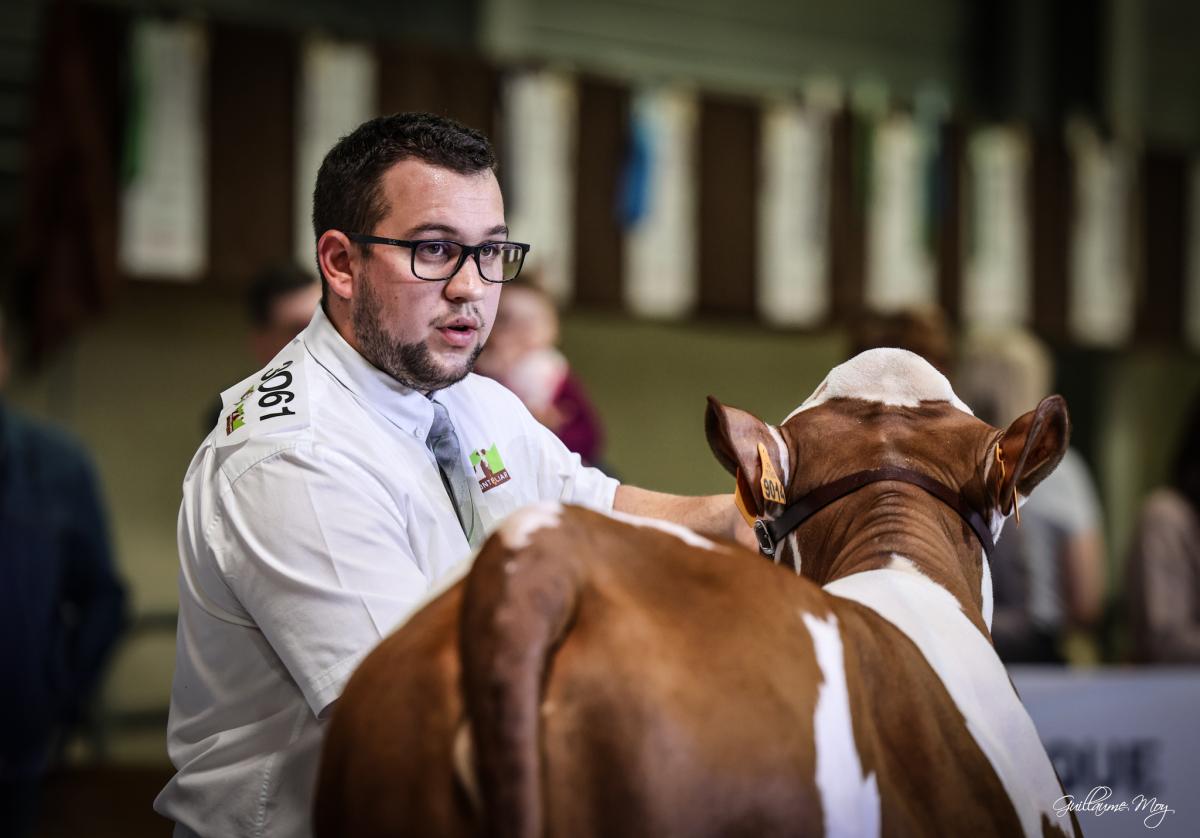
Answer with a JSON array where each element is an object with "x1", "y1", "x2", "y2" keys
[{"x1": 314, "y1": 348, "x2": 1081, "y2": 838}]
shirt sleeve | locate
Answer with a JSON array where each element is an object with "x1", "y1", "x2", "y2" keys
[
  {"x1": 523, "y1": 408, "x2": 618, "y2": 511},
  {"x1": 211, "y1": 442, "x2": 430, "y2": 717}
]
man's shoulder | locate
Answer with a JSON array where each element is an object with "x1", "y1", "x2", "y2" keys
[{"x1": 209, "y1": 340, "x2": 324, "y2": 451}]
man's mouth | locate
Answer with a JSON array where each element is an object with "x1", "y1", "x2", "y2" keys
[{"x1": 436, "y1": 317, "x2": 481, "y2": 348}]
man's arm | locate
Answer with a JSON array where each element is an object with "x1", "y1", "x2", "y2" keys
[{"x1": 613, "y1": 485, "x2": 757, "y2": 549}]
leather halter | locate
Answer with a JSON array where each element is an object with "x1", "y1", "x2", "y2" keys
[{"x1": 750, "y1": 466, "x2": 996, "y2": 560}]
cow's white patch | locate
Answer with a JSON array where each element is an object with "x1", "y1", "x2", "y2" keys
[
  {"x1": 824, "y1": 560, "x2": 1062, "y2": 837},
  {"x1": 802, "y1": 611, "x2": 881, "y2": 838},
  {"x1": 786, "y1": 532, "x2": 802, "y2": 575},
  {"x1": 499, "y1": 502, "x2": 563, "y2": 550},
  {"x1": 785, "y1": 348, "x2": 973, "y2": 421},
  {"x1": 605, "y1": 509, "x2": 721, "y2": 552},
  {"x1": 768, "y1": 425, "x2": 791, "y2": 485}
]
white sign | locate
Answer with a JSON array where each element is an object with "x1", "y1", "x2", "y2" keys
[
  {"x1": 503, "y1": 70, "x2": 577, "y2": 304},
  {"x1": 757, "y1": 100, "x2": 831, "y2": 327},
  {"x1": 1069, "y1": 122, "x2": 1134, "y2": 346},
  {"x1": 294, "y1": 37, "x2": 377, "y2": 269},
  {"x1": 963, "y1": 128, "x2": 1031, "y2": 328},
  {"x1": 118, "y1": 19, "x2": 208, "y2": 280},
  {"x1": 1010, "y1": 666, "x2": 1200, "y2": 838},
  {"x1": 623, "y1": 87, "x2": 699, "y2": 319},
  {"x1": 865, "y1": 114, "x2": 936, "y2": 312}
]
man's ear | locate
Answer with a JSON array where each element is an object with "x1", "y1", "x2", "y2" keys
[
  {"x1": 705, "y1": 397, "x2": 782, "y2": 516},
  {"x1": 317, "y1": 230, "x2": 357, "y2": 302},
  {"x1": 991, "y1": 394, "x2": 1070, "y2": 515}
]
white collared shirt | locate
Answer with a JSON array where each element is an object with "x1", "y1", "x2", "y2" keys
[{"x1": 155, "y1": 307, "x2": 617, "y2": 838}]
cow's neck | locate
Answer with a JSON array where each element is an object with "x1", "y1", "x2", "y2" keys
[{"x1": 808, "y1": 486, "x2": 991, "y2": 638}]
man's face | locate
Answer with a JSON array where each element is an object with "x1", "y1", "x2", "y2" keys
[{"x1": 351, "y1": 160, "x2": 505, "y2": 393}]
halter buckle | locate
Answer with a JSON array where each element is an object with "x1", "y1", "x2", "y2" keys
[{"x1": 753, "y1": 520, "x2": 776, "y2": 556}]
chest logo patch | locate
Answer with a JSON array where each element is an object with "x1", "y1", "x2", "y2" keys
[{"x1": 470, "y1": 444, "x2": 512, "y2": 492}]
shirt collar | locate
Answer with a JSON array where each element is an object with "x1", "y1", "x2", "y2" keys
[{"x1": 302, "y1": 305, "x2": 452, "y2": 441}]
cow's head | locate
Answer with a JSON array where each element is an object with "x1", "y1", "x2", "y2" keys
[{"x1": 705, "y1": 348, "x2": 1069, "y2": 632}]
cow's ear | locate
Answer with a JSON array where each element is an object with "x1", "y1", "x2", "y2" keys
[
  {"x1": 705, "y1": 397, "x2": 779, "y2": 515},
  {"x1": 990, "y1": 394, "x2": 1070, "y2": 515}
]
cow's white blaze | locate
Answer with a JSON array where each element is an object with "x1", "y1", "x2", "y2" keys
[
  {"x1": 499, "y1": 501, "x2": 563, "y2": 550},
  {"x1": 824, "y1": 557, "x2": 1062, "y2": 837},
  {"x1": 605, "y1": 508, "x2": 721, "y2": 552},
  {"x1": 802, "y1": 611, "x2": 881, "y2": 838},
  {"x1": 786, "y1": 348, "x2": 973, "y2": 421}
]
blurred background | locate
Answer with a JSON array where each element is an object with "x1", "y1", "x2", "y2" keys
[{"x1": 2, "y1": 0, "x2": 1199, "y2": 835}]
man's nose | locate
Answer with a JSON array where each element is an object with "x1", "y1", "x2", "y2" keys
[{"x1": 444, "y1": 254, "x2": 487, "y2": 302}]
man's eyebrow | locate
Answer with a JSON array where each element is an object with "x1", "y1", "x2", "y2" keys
[{"x1": 404, "y1": 223, "x2": 510, "y2": 239}]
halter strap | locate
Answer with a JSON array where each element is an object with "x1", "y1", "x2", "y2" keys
[{"x1": 750, "y1": 466, "x2": 995, "y2": 559}]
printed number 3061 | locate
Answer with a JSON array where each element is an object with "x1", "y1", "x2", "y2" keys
[{"x1": 259, "y1": 361, "x2": 296, "y2": 421}]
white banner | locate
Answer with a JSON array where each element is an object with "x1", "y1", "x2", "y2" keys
[
  {"x1": 623, "y1": 87, "x2": 699, "y2": 319},
  {"x1": 502, "y1": 70, "x2": 577, "y2": 304},
  {"x1": 118, "y1": 19, "x2": 208, "y2": 280},
  {"x1": 757, "y1": 100, "x2": 831, "y2": 327},
  {"x1": 865, "y1": 114, "x2": 936, "y2": 312},
  {"x1": 1069, "y1": 123, "x2": 1135, "y2": 346},
  {"x1": 294, "y1": 37, "x2": 377, "y2": 269},
  {"x1": 1011, "y1": 666, "x2": 1200, "y2": 838},
  {"x1": 963, "y1": 128, "x2": 1031, "y2": 328}
]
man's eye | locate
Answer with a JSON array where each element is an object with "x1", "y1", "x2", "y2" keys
[
  {"x1": 478, "y1": 244, "x2": 499, "y2": 261},
  {"x1": 417, "y1": 242, "x2": 456, "y2": 262}
]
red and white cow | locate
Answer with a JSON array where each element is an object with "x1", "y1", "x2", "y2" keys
[{"x1": 315, "y1": 348, "x2": 1080, "y2": 838}]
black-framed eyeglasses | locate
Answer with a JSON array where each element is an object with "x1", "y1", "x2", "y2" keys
[{"x1": 346, "y1": 234, "x2": 531, "y2": 283}]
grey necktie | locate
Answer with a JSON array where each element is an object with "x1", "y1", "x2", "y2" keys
[{"x1": 426, "y1": 399, "x2": 481, "y2": 547}]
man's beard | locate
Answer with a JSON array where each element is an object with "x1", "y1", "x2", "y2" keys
[{"x1": 352, "y1": 275, "x2": 483, "y2": 392}]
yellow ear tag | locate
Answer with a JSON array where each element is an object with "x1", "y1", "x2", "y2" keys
[
  {"x1": 733, "y1": 471, "x2": 757, "y2": 528},
  {"x1": 758, "y1": 443, "x2": 787, "y2": 505}
]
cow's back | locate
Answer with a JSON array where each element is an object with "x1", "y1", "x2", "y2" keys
[{"x1": 317, "y1": 505, "x2": 1065, "y2": 837}]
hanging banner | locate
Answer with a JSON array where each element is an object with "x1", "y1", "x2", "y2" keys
[
  {"x1": 757, "y1": 100, "x2": 832, "y2": 327},
  {"x1": 1068, "y1": 122, "x2": 1134, "y2": 346},
  {"x1": 502, "y1": 70, "x2": 577, "y2": 304},
  {"x1": 1186, "y1": 161, "x2": 1200, "y2": 350},
  {"x1": 294, "y1": 37, "x2": 377, "y2": 269},
  {"x1": 622, "y1": 87, "x2": 699, "y2": 319},
  {"x1": 118, "y1": 19, "x2": 209, "y2": 281},
  {"x1": 962, "y1": 128, "x2": 1031, "y2": 328},
  {"x1": 865, "y1": 113, "x2": 936, "y2": 312}
]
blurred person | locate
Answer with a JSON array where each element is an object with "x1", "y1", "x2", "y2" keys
[
  {"x1": 956, "y1": 327, "x2": 1106, "y2": 663},
  {"x1": 0, "y1": 307, "x2": 127, "y2": 838},
  {"x1": 156, "y1": 112, "x2": 743, "y2": 838},
  {"x1": 1126, "y1": 391, "x2": 1200, "y2": 662},
  {"x1": 475, "y1": 280, "x2": 607, "y2": 467},
  {"x1": 204, "y1": 265, "x2": 322, "y2": 430},
  {"x1": 849, "y1": 304, "x2": 955, "y2": 376}
]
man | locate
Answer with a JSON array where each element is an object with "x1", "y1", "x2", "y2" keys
[
  {"x1": 155, "y1": 113, "x2": 742, "y2": 837},
  {"x1": 0, "y1": 308, "x2": 127, "y2": 838}
]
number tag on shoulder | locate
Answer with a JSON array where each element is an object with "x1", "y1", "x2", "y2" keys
[{"x1": 216, "y1": 342, "x2": 310, "y2": 448}]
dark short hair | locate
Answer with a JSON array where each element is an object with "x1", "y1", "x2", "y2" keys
[
  {"x1": 311, "y1": 112, "x2": 497, "y2": 284},
  {"x1": 247, "y1": 264, "x2": 318, "y2": 327}
]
